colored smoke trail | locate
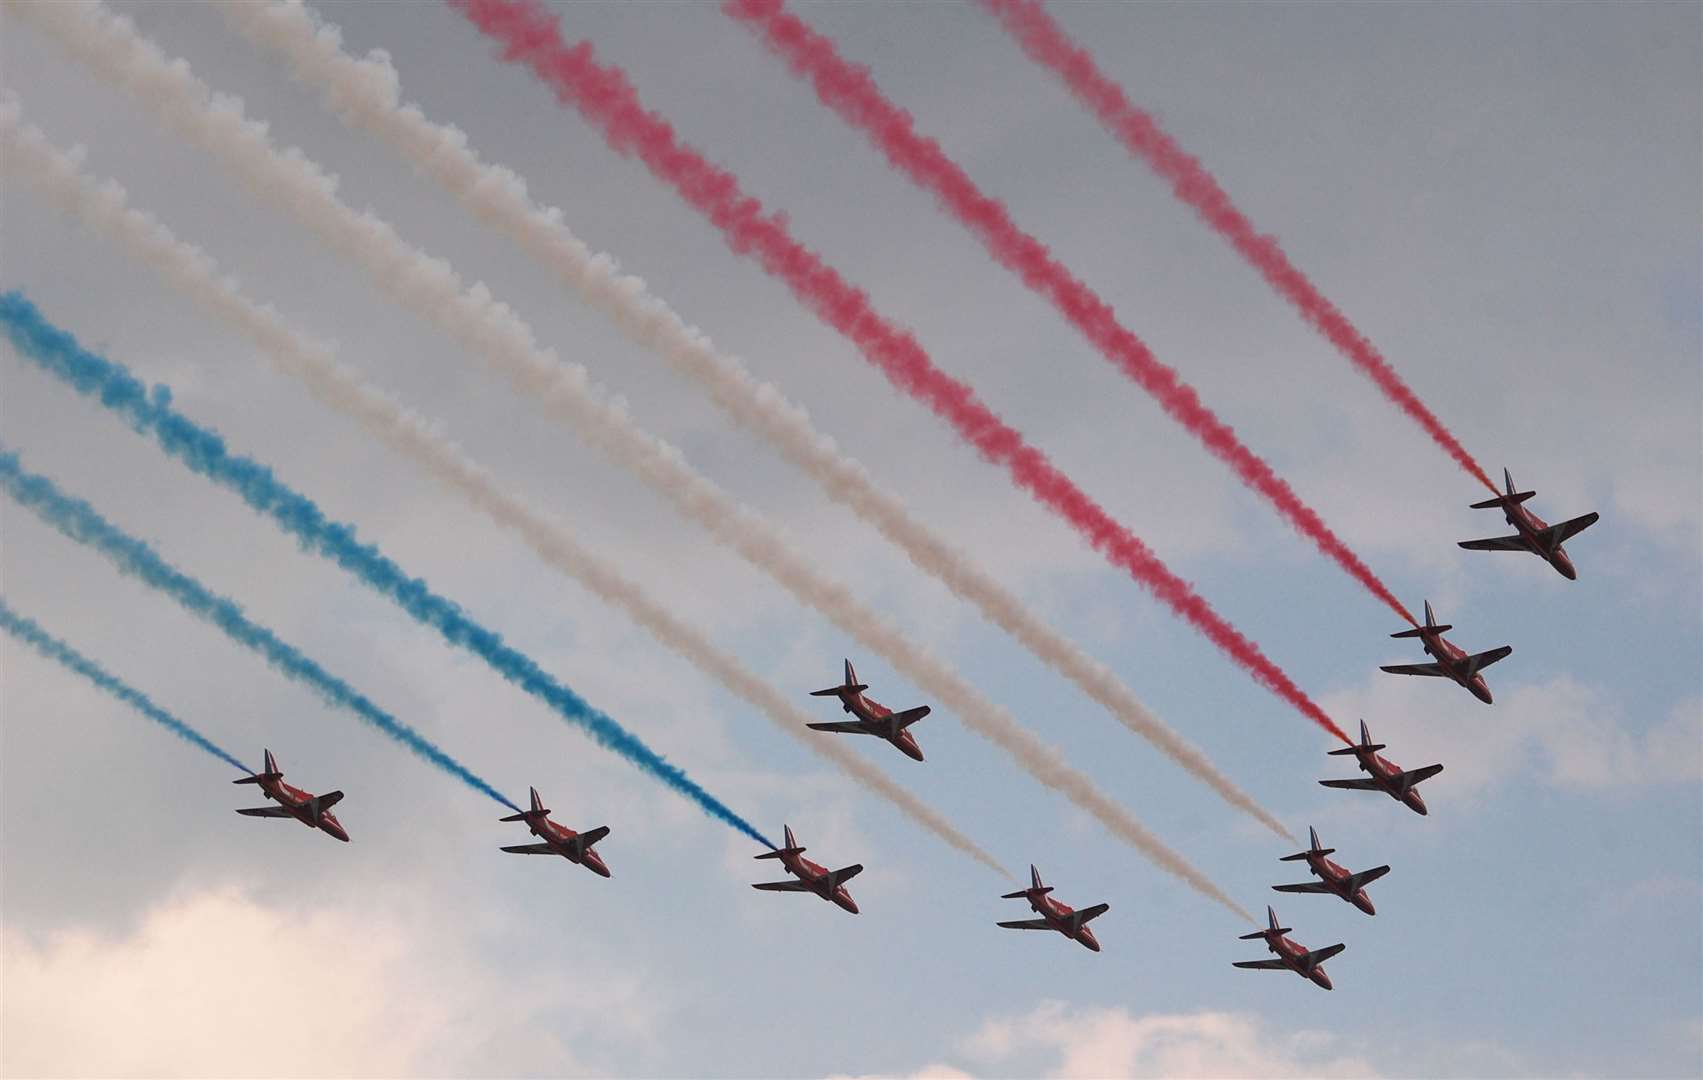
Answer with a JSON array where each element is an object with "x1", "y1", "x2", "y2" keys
[
  {"x1": 0, "y1": 293, "x2": 771, "y2": 850},
  {"x1": 977, "y1": 0, "x2": 1496, "y2": 494},
  {"x1": 214, "y1": 0, "x2": 1286, "y2": 838},
  {"x1": 6, "y1": 7, "x2": 1259, "y2": 911},
  {"x1": 727, "y1": 0, "x2": 1415, "y2": 626},
  {"x1": 447, "y1": 0, "x2": 1356, "y2": 746},
  {"x1": 0, "y1": 448, "x2": 522, "y2": 812},
  {"x1": 0, "y1": 112, "x2": 1002, "y2": 874},
  {"x1": 0, "y1": 596, "x2": 253, "y2": 775}
]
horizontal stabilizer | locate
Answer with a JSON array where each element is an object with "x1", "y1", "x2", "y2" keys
[
  {"x1": 501, "y1": 842, "x2": 557, "y2": 855},
  {"x1": 1279, "y1": 847, "x2": 1333, "y2": 860},
  {"x1": 232, "y1": 771, "x2": 281, "y2": 786},
  {"x1": 1319, "y1": 777, "x2": 1385, "y2": 791},
  {"x1": 1272, "y1": 881, "x2": 1334, "y2": 894},
  {"x1": 236, "y1": 806, "x2": 293, "y2": 818},
  {"x1": 806, "y1": 720, "x2": 872, "y2": 734},
  {"x1": 1390, "y1": 624, "x2": 1451, "y2": 639},
  {"x1": 1328, "y1": 743, "x2": 1384, "y2": 755},
  {"x1": 754, "y1": 847, "x2": 802, "y2": 860},
  {"x1": 1380, "y1": 661, "x2": 1448, "y2": 678},
  {"x1": 751, "y1": 879, "x2": 812, "y2": 892},
  {"x1": 1239, "y1": 926, "x2": 1289, "y2": 939},
  {"x1": 997, "y1": 918, "x2": 1053, "y2": 931},
  {"x1": 1471, "y1": 491, "x2": 1534, "y2": 509},
  {"x1": 1232, "y1": 958, "x2": 1287, "y2": 970},
  {"x1": 809, "y1": 684, "x2": 867, "y2": 696}
]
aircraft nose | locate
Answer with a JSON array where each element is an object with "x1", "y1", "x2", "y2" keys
[
  {"x1": 839, "y1": 893, "x2": 860, "y2": 915},
  {"x1": 1475, "y1": 683, "x2": 1494, "y2": 704},
  {"x1": 1315, "y1": 970, "x2": 1333, "y2": 990},
  {"x1": 1081, "y1": 931, "x2": 1101, "y2": 952},
  {"x1": 1356, "y1": 894, "x2": 1376, "y2": 916}
]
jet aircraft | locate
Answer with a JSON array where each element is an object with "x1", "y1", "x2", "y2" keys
[
  {"x1": 751, "y1": 825, "x2": 862, "y2": 914},
  {"x1": 498, "y1": 786, "x2": 612, "y2": 877},
  {"x1": 996, "y1": 864, "x2": 1109, "y2": 952},
  {"x1": 1233, "y1": 906, "x2": 1345, "y2": 990},
  {"x1": 1380, "y1": 600, "x2": 1512, "y2": 704},
  {"x1": 1460, "y1": 468, "x2": 1598, "y2": 579},
  {"x1": 232, "y1": 748, "x2": 349, "y2": 842},
  {"x1": 1319, "y1": 719, "x2": 1444, "y2": 815},
  {"x1": 1272, "y1": 826, "x2": 1390, "y2": 915},
  {"x1": 808, "y1": 658, "x2": 930, "y2": 761}
]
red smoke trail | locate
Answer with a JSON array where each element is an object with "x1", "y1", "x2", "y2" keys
[
  {"x1": 978, "y1": 0, "x2": 1498, "y2": 495},
  {"x1": 725, "y1": 0, "x2": 1414, "y2": 627},
  {"x1": 451, "y1": 0, "x2": 1355, "y2": 744}
]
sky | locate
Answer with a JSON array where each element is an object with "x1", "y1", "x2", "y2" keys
[{"x1": 1, "y1": 1, "x2": 1698, "y2": 1077}]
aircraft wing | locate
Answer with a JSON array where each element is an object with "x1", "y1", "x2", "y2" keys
[
  {"x1": 1538, "y1": 512, "x2": 1598, "y2": 551},
  {"x1": 576, "y1": 826, "x2": 611, "y2": 847},
  {"x1": 1458, "y1": 533, "x2": 1527, "y2": 552},
  {"x1": 1299, "y1": 943, "x2": 1346, "y2": 969},
  {"x1": 501, "y1": 843, "x2": 559, "y2": 855},
  {"x1": 1396, "y1": 764, "x2": 1444, "y2": 792},
  {"x1": 1318, "y1": 777, "x2": 1386, "y2": 791},
  {"x1": 751, "y1": 880, "x2": 813, "y2": 892},
  {"x1": 1232, "y1": 958, "x2": 1287, "y2": 970},
  {"x1": 1069, "y1": 903, "x2": 1110, "y2": 928},
  {"x1": 1463, "y1": 646, "x2": 1512, "y2": 677},
  {"x1": 889, "y1": 705, "x2": 930, "y2": 730},
  {"x1": 1379, "y1": 661, "x2": 1449, "y2": 677},
  {"x1": 235, "y1": 806, "x2": 294, "y2": 817},
  {"x1": 805, "y1": 721, "x2": 873, "y2": 735},
  {"x1": 1343, "y1": 865, "x2": 1391, "y2": 892},
  {"x1": 825, "y1": 864, "x2": 863, "y2": 889},
  {"x1": 997, "y1": 918, "x2": 1055, "y2": 931},
  {"x1": 1272, "y1": 881, "x2": 1334, "y2": 894}
]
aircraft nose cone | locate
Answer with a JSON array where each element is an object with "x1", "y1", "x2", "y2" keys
[
  {"x1": 1081, "y1": 931, "x2": 1101, "y2": 952},
  {"x1": 1314, "y1": 970, "x2": 1334, "y2": 990},
  {"x1": 839, "y1": 894, "x2": 860, "y2": 915},
  {"x1": 1475, "y1": 683, "x2": 1494, "y2": 705},
  {"x1": 1356, "y1": 894, "x2": 1376, "y2": 916}
]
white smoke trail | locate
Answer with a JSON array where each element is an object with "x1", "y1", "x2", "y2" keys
[
  {"x1": 0, "y1": 101, "x2": 1005, "y2": 876},
  {"x1": 212, "y1": 0, "x2": 1286, "y2": 840},
  {"x1": 7, "y1": 0, "x2": 1250, "y2": 917}
]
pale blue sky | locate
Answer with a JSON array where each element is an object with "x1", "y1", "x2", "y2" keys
[{"x1": 2, "y1": 2, "x2": 1698, "y2": 1076}]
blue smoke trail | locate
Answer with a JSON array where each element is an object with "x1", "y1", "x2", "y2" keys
[
  {"x1": 0, "y1": 445, "x2": 520, "y2": 812},
  {"x1": 0, "y1": 596, "x2": 254, "y2": 775},
  {"x1": 0, "y1": 293, "x2": 772, "y2": 847}
]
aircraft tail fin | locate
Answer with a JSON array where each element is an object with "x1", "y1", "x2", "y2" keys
[
  {"x1": 810, "y1": 659, "x2": 868, "y2": 697},
  {"x1": 755, "y1": 824, "x2": 804, "y2": 859},
  {"x1": 1473, "y1": 469, "x2": 1536, "y2": 508},
  {"x1": 500, "y1": 786, "x2": 550, "y2": 822},
  {"x1": 1238, "y1": 927, "x2": 1290, "y2": 940},
  {"x1": 1280, "y1": 826, "x2": 1334, "y2": 861},
  {"x1": 234, "y1": 748, "x2": 282, "y2": 784},
  {"x1": 1392, "y1": 601, "x2": 1450, "y2": 637},
  {"x1": 1002, "y1": 864, "x2": 1053, "y2": 898}
]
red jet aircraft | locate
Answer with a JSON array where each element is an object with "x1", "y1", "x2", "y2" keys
[
  {"x1": 1380, "y1": 600, "x2": 1512, "y2": 704},
  {"x1": 232, "y1": 748, "x2": 349, "y2": 842},
  {"x1": 1272, "y1": 826, "x2": 1390, "y2": 915},
  {"x1": 1233, "y1": 906, "x2": 1345, "y2": 990},
  {"x1": 751, "y1": 825, "x2": 862, "y2": 914},
  {"x1": 1319, "y1": 719, "x2": 1444, "y2": 815},
  {"x1": 808, "y1": 659, "x2": 929, "y2": 762},
  {"x1": 996, "y1": 864, "x2": 1109, "y2": 952},
  {"x1": 499, "y1": 786, "x2": 612, "y2": 877},
  {"x1": 1460, "y1": 468, "x2": 1598, "y2": 580}
]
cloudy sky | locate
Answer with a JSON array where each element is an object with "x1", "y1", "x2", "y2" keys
[{"x1": 2, "y1": 1, "x2": 1698, "y2": 1076}]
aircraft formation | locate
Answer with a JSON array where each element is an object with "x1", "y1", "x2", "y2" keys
[
  {"x1": 235, "y1": 460, "x2": 1596, "y2": 993},
  {"x1": 0, "y1": 0, "x2": 1613, "y2": 1009}
]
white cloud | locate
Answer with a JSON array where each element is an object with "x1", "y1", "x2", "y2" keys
[
  {"x1": 958, "y1": 1002, "x2": 1377, "y2": 1079},
  {"x1": 1320, "y1": 676, "x2": 1702, "y2": 800},
  {"x1": 0, "y1": 885, "x2": 652, "y2": 1078}
]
